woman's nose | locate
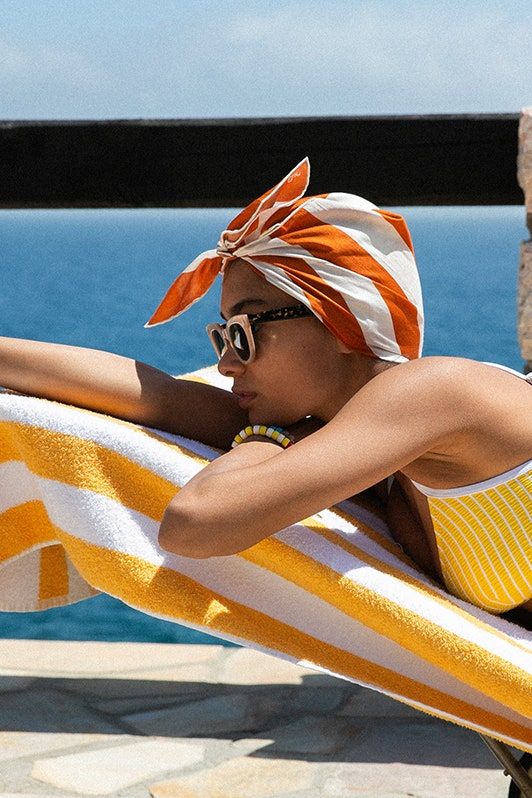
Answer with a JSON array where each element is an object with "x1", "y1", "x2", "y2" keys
[{"x1": 217, "y1": 346, "x2": 246, "y2": 377}]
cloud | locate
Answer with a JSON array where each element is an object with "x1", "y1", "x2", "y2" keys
[
  {"x1": 201, "y1": 2, "x2": 531, "y2": 113},
  {"x1": 0, "y1": 0, "x2": 530, "y2": 118},
  {"x1": 0, "y1": 37, "x2": 105, "y2": 95}
]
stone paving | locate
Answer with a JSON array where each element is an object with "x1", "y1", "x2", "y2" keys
[{"x1": 0, "y1": 639, "x2": 514, "y2": 797}]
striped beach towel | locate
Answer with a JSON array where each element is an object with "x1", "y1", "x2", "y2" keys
[{"x1": 0, "y1": 366, "x2": 530, "y2": 752}]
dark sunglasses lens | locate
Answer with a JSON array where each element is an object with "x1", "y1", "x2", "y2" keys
[
  {"x1": 211, "y1": 329, "x2": 226, "y2": 358},
  {"x1": 229, "y1": 322, "x2": 251, "y2": 361}
]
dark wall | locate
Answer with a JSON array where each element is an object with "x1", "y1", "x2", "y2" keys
[{"x1": 0, "y1": 114, "x2": 521, "y2": 208}]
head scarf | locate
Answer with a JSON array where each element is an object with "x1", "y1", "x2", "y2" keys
[{"x1": 145, "y1": 158, "x2": 424, "y2": 363}]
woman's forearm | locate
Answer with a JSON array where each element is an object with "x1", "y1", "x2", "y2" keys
[
  {"x1": 0, "y1": 336, "x2": 155, "y2": 412},
  {"x1": 0, "y1": 336, "x2": 247, "y2": 448}
]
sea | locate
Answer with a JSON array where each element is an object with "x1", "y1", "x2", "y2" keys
[{"x1": 0, "y1": 205, "x2": 528, "y2": 644}]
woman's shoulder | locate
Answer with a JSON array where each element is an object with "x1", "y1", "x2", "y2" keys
[
  {"x1": 363, "y1": 356, "x2": 530, "y2": 421},
  {"x1": 347, "y1": 357, "x2": 474, "y2": 425},
  {"x1": 371, "y1": 355, "x2": 480, "y2": 393},
  {"x1": 387, "y1": 356, "x2": 529, "y2": 389}
]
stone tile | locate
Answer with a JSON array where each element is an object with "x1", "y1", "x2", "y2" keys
[
  {"x1": 149, "y1": 756, "x2": 317, "y2": 797},
  {"x1": 339, "y1": 686, "x2": 422, "y2": 718},
  {"x1": 124, "y1": 694, "x2": 256, "y2": 737},
  {"x1": 121, "y1": 664, "x2": 215, "y2": 683},
  {"x1": 0, "y1": 731, "x2": 120, "y2": 762},
  {"x1": 59, "y1": 675, "x2": 215, "y2": 699},
  {"x1": 248, "y1": 689, "x2": 298, "y2": 723},
  {"x1": 348, "y1": 716, "x2": 498, "y2": 769},
  {"x1": 252, "y1": 715, "x2": 360, "y2": 755},
  {"x1": 0, "y1": 689, "x2": 124, "y2": 734},
  {"x1": 32, "y1": 738, "x2": 206, "y2": 795},
  {"x1": 0, "y1": 676, "x2": 36, "y2": 693},
  {"x1": 229, "y1": 737, "x2": 276, "y2": 753},
  {"x1": 220, "y1": 649, "x2": 316, "y2": 685},
  {"x1": 0, "y1": 640, "x2": 223, "y2": 677},
  {"x1": 94, "y1": 693, "x2": 198, "y2": 716},
  {"x1": 320, "y1": 762, "x2": 508, "y2": 797},
  {"x1": 125, "y1": 687, "x2": 301, "y2": 738},
  {"x1": 166, "y1": 645, "x2": 225, "y2": 664},
  {"x1": 284, "y1": 685, "x2": 347, "y2": 714}
]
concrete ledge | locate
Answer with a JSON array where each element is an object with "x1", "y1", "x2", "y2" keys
[{"x1": 0, "y1": 639, "x2": 511, "y2": 797}]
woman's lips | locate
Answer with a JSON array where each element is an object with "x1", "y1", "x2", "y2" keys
[{"x1": 233, "y1": 390, "x2": 257, "y2": 409}]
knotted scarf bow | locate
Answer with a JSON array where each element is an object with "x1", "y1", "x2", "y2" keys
[{"x1": 145, "y1": 158, "x2": 424, "y2": 363}]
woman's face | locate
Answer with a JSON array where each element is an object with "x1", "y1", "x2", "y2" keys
[{"x1": 218, "y1": 259, "x2": 355, "y2": 426}]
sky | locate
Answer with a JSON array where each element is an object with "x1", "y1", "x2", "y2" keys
[{"x1": 1, "y1": 0, "x2": 531, "y2": 120}]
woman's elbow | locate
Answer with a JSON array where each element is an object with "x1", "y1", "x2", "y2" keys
[
  {"x1": 158, "y1": 506, "x2": 206, "y2": 558},
  {"x1": 158, "y1": 501, "x2": 236, "y2": 559}
]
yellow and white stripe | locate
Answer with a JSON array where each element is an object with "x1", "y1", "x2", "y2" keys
[
  {"x1": 0, "y1": 369, "x2": 531, "y2": 752},
  {"x1": 413, "y1": 462, "x2": 531, "y2": 613}
]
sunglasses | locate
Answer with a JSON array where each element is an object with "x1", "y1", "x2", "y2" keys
[{"x1": 206, "y1": 304, "x2": 314, "y2": 364}]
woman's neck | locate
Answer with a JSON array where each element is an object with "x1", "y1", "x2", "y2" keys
[{"x1": 319, "y1": 355, "x2": 398, "y2": 422}]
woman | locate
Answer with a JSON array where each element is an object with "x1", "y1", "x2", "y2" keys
[{"x1": 1, "y1": 159, "x2": 530, "y2": 618}]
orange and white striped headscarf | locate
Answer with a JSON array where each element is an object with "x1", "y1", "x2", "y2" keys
[{"x1": 145, "y1": 158, "x2": 424, "y2": 363}]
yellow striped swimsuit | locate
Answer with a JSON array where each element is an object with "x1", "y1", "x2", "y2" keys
[{"x1": 411, "y1": 364, "x2": 531, "y2": 614}]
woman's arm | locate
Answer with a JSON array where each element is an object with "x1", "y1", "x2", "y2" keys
[
  {"x1": 159, "y1": 359, "x2": 469, "y2": 557},
  {"x1": 0, "y1": 337, "x2": 247, "y2": 450}
]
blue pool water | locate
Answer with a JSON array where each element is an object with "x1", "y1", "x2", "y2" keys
[{"x1": 0, "y1": 205, "x2": 527, "y2": 642}]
